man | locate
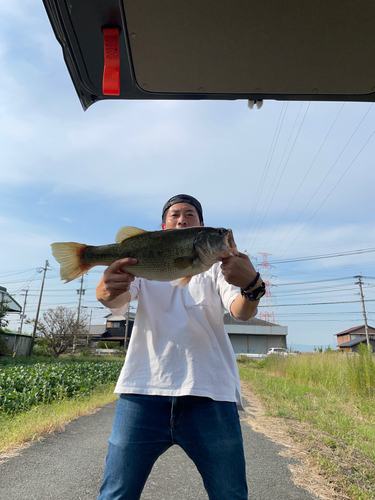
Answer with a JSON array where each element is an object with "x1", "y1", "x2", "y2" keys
[{"x1": 96, "y1": 194, "x2": 265, "y2": 500}]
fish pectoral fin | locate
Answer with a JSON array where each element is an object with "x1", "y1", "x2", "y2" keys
[
  {"x1": 115, "y1": 226, "x2": 148, "y2": 244},
  {"x1": 171, "y1": 276, "x2": 193, "y2": 288},
  {"x1": 173, "y1": 256, "x2": 195, "y2": 270}
]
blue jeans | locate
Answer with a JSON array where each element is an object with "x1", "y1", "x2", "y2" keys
[{"x1": 98, "y1": 394, "x2": 248, "y2": 500}]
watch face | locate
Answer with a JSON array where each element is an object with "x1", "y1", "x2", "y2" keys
[{"x1": 256, "y1": 289, "x2": 266, "y2": 300}]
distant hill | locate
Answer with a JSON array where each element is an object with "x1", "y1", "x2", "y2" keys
[{"x1": 289, "y1": 344, "x2": 335, "y2": 353}]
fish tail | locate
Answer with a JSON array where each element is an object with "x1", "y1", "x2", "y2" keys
[{"x1": 51, "y1": 242, "x2": 93, "y2": 283}]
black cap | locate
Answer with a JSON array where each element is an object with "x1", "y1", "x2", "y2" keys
[{"x1": 162, "y1": 194, "x2": 203, "y2": 223}]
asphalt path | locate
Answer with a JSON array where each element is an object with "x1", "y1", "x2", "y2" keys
[{"x1": 0, "y1": 397, "x2": 319, "y2": 500}]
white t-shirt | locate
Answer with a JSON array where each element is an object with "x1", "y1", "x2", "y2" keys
[{"x1": 111, "y1": 263, "x2": 255, "y2": 408}]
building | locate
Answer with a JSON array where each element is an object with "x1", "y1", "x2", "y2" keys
[
  {"x1": 89, "y1": 311, "x2": 287, "y2": 355},
  {"x1": 0, "y1": 331, "x2": 33, "y2": 356},
  {"x1": 224, "y1": 314, "x2": 288, "y2": 355},
  {"x1": 335, "y1": 325, "x2": 375, "y2": 352},
  {"x1": 0, "y1": 286, "x2": 21, "y2": 313},
  {"x1": 88, "y1": 324, "x2": 107, "y2": 342},
  {"x1": 95, "y1": 312, "x2": 136, "y2": 347}
]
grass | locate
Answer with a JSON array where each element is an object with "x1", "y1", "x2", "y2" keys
[
  {"x1": 238, "y1": 351, "x2": 375, "y2": 500},
  {"x1": 0, "y1": 383, "x2": 118, "y2": 455}
]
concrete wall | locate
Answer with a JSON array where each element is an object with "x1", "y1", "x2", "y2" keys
[
  {"x1": 229, "y1": 334, "x2": 287, "y2": 354},
  {"x1": 0, "y1": 332, "x2": 33, "y2": 356},
  {"x1": 226, "y1": 323, "x2": 288, "y2": 336}
]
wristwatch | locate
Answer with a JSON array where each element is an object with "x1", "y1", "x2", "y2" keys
[{"x1": 240, "y1": 273, "x2": 266, "y2": 301}]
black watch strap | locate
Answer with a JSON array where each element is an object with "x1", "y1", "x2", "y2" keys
[
  {"x1": 240, "y1": 281, "x2": 266, "y2": 301},
  {"x1": 242, "y1": 272, "x2": 260, "y2": 292}
]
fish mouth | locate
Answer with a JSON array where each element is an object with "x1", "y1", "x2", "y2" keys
[
  {"x1": 194, "y1": 227, "x2": 239, "y2": 266},
  {"x1": 223, "y1": 229, "x2": 239, "y2": 256}
]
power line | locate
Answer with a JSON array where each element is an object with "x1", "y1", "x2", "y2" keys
[
  {"x1": 270, "y1": 247, "x2": 375, "y2": 265},
  {"x1": 248, "y1": 103, "x2": 307, "y2": 249},
  {"x1": 249, "y1": 102, "x2": 310, "y2": 250},
  {"x1": 241, "y1": 102, "x2": 289, "y2": 247},
  {"x1": 277, "y1": 276, "x2": 352, "y2": 286},
  {"x1": 258, "y1": 298, "x2": 375, "y2": 307},
  {"x1": 261, "y1": 102, "x2": 345, "y2": 251},
  {"x1": 277, "y1": 104, "x2": 375, "y2": 256},
  {"x1": 276, "y1": 287, "x2": 358, "y2": 297}
]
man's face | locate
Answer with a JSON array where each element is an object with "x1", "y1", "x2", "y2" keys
[{"x1": 162, "y1": 203, "x2": 204, "y2": 230}]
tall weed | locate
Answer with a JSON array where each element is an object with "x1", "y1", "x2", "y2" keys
[
  {"x1": 256, "y1": 349, "x2": 375, "y2": 401},
  {"x1": 346, "y1": 344, "x2": 375, "y2": 398}
]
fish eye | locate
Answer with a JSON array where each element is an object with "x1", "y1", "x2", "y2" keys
[{"x1": 217, "y1": 228, "x2": 226, "y2": 236}]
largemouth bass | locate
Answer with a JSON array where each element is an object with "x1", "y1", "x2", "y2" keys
[{"x1": 51, "y1": 226, "x2": 238, "y2": 287}]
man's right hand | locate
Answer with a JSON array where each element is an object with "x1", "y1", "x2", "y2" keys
[{"x1": 96, "y1": 258, "x2": 137, "y2": 308}]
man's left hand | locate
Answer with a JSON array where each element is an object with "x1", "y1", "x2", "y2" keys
[{"x1": 220, "y1": 252, "x2": 259, "y2": 289}]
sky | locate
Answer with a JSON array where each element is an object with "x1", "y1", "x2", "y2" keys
[{"x1": 1, "y1": 1, "x2": 375, "y2": 348}]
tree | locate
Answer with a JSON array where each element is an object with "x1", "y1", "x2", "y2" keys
[
  {"x1": 29, "y1": 306, "x2": 88, "y2": 358},
  {"x1": 0, "y1": 300, "x2": 9, "y2": 331}
]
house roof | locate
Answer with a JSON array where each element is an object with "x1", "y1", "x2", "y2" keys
[
  {"x1": 99, "y1": 336, "x2": 126, "y2": 340},
  {"x1": 105, "y1": 313, "x2": 136, "y2": 321},
  {"x1": 335, "y1": 325, "x2": 375, "y2": 336},
  {"x1": 338, "y1": 337, "x2": 375, "y2": 348},
  {"x1": 0, "y1": 286, "x2": 22, "y2": 313},
  {"x1": 42, "y1": 1, "x2": 375, "y2": 109},
  {"x1": 89, "y1": 325, "x2": 107, "y2": 335},
  {"x1": 224, "y1": 313, "x2": 281, "y2": 327}
]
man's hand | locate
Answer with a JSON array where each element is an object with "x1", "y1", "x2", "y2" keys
[
  {"x1": 220, "y1": 252, "x2": 260, "y2": 290},
  {"x1": 96, "y1": 258, "x2": 137, "y2": 308},
  {"x1": 221, "y1": 252, "x2": 262, "y2": 321}
]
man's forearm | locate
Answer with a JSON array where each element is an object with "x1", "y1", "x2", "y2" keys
[
  {"x1": 96, "y1": 276, "x2": 131, "y2": 309},
  {"x1": 98, "y1": 291, "x2": 131, "y2": 310},
  {"x1": 230, "y1": 294, "x2": 259, "y2": 321}
]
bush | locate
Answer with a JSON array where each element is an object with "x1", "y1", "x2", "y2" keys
[
  {"x1": 97, "y1": 341, "x2": 120, "y2": 349},
  {"x1": 113, "y1": 347, "x2": 126, "y2": 357},
  {"x1": 79, "y1": 346, "x2": 95, "y2": 357},
  {"x1": 33, "y1": 339, "x2": 52, "y2": 357},
  {"x1": 236, "y1": 355, "x2": 259, "y2": 365}
]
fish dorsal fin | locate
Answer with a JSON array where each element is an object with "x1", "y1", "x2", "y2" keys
[
  {"x1": 115, "y1": 226, "x2": 148, "y2": 244},
  {"x1": 171, "y1": 276, "x2": 193, "y2": 288}
]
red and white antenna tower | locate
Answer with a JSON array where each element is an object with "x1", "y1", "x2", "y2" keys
[{"x1": 257, "y1": 252, "x2": 277, "y2": 324}]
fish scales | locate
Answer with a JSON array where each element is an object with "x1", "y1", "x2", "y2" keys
[
  {"x1": 51, "y1": 226, "x2": 238, "y2": 286},
  {"x1": 83, "y1": 228, "x2": 201, "y2": 281}
]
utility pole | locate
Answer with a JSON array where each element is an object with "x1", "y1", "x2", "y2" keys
[
  {"x1": 28, "y1": 261, "x2": 49, "y2": 356},
  {"x1": 354, "y1": 275, "x2": 370, "y2": 348},
  {"x1": 87, "y1": 308, "x2": 93, "y2": 346},
  {"x1": 125, "y1": 306, "x2": 135, "y2": 349},
  {"x1": 74, "y1": 274, "x2": 85, "y2": 353},
  {"x1": 125, "y1": 309, "x2": 130, "y2": 349},
  {"x1": 19, "y1": 289, "x2": 28, "y2": 335},
  {"x1": 82, "y1": 305, "x2": 106, "y2": 348},
  {"x1": 13, "y1": 289, "x2": 28, "y2": 356}
]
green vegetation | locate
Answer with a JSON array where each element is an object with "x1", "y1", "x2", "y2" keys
[
  {"x1": 0, "y1": 384, "x2": 118, "y2": 454},
  {"x1": 0, "y1": 358, "x2": 123, "y2": 414},
  {"x1": 238, "y1": 348, "x2": 375, "y2": 500},
  {"x1": 0, "y1": 355, "x2": 124, "y2": 453},
  {"x1": 0, "y1": 336, "x2": 8, "y2": 356},
  {"x1": 97, "y1": 341, "x2": 121, "y2": 349},
  {"x1": 0, "y1": 300, "x2": 9, "y2": 330}
]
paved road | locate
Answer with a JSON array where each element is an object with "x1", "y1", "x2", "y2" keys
[{"x1": 0, "y1": 397, "x2": 319, "y2": 500}]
